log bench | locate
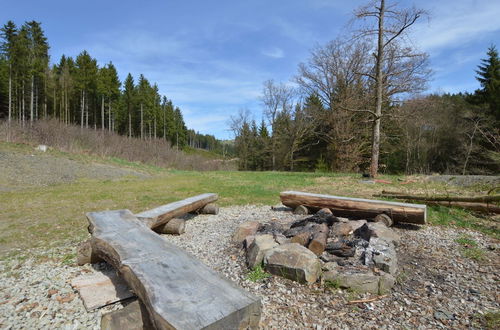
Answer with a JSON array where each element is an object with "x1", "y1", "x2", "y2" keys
[
  {"x1": 87, "y1": 209, "x2": 261, "y2": 329},
  {"x1": 280, "y1": 191, "x2": 427, "y2": 224}
]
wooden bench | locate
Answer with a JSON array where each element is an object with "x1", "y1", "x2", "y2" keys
[{"x1": 87, "y1": 209, "x2": 261, "y2": 329}]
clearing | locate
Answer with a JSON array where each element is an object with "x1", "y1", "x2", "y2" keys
[{"x1": 0, "y1": 142, "x2": 498, "y2": 329}]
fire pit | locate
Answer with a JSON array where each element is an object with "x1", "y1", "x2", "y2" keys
[{"x1": 233, "y1": 209, "x2": 400, "y2": 294}]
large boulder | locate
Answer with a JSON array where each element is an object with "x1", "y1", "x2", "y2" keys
[
  {"x1": 246, "y1": 234, "x2": 278, "y2": 268},
  {"x1": 233, "y1": 221, "x2": 261, "y2": 244},
  {"x1": 263, "y1": 243, "x2": 321, "y2": 284}
]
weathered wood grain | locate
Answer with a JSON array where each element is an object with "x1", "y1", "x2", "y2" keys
[
  {"x1": 135, "y1": 193, "x2": 218, "y2": 229},
  {"x1": 280, "y1": 191, "x2": 426, "y2": 224},
  {"x1": 87, "y1": 209, "x2": 261, "y2": 330}
]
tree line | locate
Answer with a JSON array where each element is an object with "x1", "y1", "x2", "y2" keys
[
  {"x1": 0, "y1": 20, "x2": 226, "y2": 153},
  {"x1": 231, "y1": 0, "x2": 499, "y2": 175}
]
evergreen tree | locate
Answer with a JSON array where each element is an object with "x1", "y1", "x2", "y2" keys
[{"x1": 475, "y1": 45, "x2": 500, "y2": 120}]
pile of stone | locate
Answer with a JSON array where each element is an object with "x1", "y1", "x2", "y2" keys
[{"x1": 233, "y1": 209, "x2": 399, "y2": 294}]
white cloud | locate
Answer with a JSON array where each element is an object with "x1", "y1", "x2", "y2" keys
[
  {"x1": 412, "y1": 1, "x2": 500, "y2": 53},
  {"x1": 261, "y1": 47, "x2": 285, "y2": 58}
]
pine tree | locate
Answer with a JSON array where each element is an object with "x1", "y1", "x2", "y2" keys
[
  {"x1": 0, "y1": 21, "x2": 18, "y2": 122},
  {"x1": 122, "y1": 73, "x2": 135, "y2": 137},
  {"x1": 475, "y1": 45, "x2": 500, "y2": 120}
]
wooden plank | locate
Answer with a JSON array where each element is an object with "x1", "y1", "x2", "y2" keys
[
  {"x1": 135, "y1": 193, "x2": 218, "y2": 229},
  {"x1": 280, "y1": 191, "x2": 426, "y2": 224},
  {"x1": 87, "y1": 209, "x2": 261, "y2": 330},
  {"x1": 71, "y1": 271, "x2": 135, "y2": 311}
]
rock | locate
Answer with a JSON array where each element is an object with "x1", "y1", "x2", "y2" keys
[
  {"x1": 293, "y1": 205, "x2": 309, "y2": 215},
  {"x1": 332, "y1": 270, "x2": 380, "y2": 294},
  {"x1": 317, "y1": 208, "x2": 332, "y2": 216},
  {"x1": 274, "y1": 234, "x2": 289, "y2": 245},
  {"x1": 321, "y1": 262, "x2": 338, "y2": 272},
  {"x1": 291, "y1": 232, "x2": 311, "y2": 246},
  {"x1": 101, "y1": 300, "x2": 154, "y2": 330},
  {"x1": 243, "y1": 235, "x2": 255, "y2": 250},
  {"x1": 371, "y1": 238, "x2": 398, "y2": 275},
  {"x1": 263, "y1": 243, "x2": 321, "y2": 283},
  {"x1": 330, "y1": 223, "x2": 354, "y2": 236},
  {"x1": 434, "y1": 309, "x2": 455, "y2": 321},
  {"x1": 321, "y1": 270, "x2": 339, "y2": 284},
  {"x1": 76, "y1": 240, "x2": 102, "y2": 266},
  {"x1": 354, "y1": 222, "x2": 400, "y2": 246},
  {"x1": 246, "y1": 234, "x2": 278, "y2": 268},
  {"x1": 378, "y1": 272, "x2": 395, "y2": 294},
  {"x1": 233, "y1": 221, "x2": 261, "y2": 244}
]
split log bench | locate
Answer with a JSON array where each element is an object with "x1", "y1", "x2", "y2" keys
[
  {"x1": 87, "y1": 209, "x2": 261, "y2": 329},
  {"x1": 77, "y1": 194, "x2": 219, "y2": 265},
  {"x1": 280, "y1": 191, "x2": 427, "y2": 225}
]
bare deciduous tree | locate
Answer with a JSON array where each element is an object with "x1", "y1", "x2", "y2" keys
[
  {"x1": 261, "y1": 79, "x2": 295, "y2": 170},
  {"x1": 352, "y1": 0, "x2": 430, "y2": 177}
]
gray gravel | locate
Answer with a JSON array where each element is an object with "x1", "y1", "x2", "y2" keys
[
  {"x1": 1, "y1": 205, "x2": 498, "y2": 329},
  {"x1": 0, "y1": 149, "x2": 148, "y2": 191}
]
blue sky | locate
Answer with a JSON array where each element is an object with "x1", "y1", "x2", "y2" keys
[{"x1": 3, "y1": 0, "x2": 500, "y2": 139}]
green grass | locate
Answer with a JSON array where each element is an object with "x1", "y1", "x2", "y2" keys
[
  {"x1": 473, "y1": 311, "x2": 500, "y2": 329},
  {"x1": 0, "y1": 141, "x2": 498, "y2": 260},
  {"x1": 246, "y1": 265, "x2": 271, "y2": 282},
  {"x1": 324, "y1": 279, "x2": 341, "y2": 289}
]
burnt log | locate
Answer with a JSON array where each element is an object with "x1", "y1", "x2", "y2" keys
[
  {"x1": 308, "y1": 224, "x2": 329, "y2": 256},
  {"x1": 281, "y1": 191, "x2": 426, "y2": 224},
  {"x1": 87, "y1": 209, "x2": 261, "y2": 329}
]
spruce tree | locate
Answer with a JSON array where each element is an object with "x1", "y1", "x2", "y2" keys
[{"x1": 475, "y1": 45, "x2": 500, "y2": 120}]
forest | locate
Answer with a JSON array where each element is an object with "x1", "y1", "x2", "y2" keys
[
  {"x1": 229, "y1": 2, "x2": 499, "y2": 176},
  {"x1": 0, "y1": 20, "x2": 226, "y2": 154},
  {"x1": 1, "y1": 10, "x2": 499, "y2": 175}
]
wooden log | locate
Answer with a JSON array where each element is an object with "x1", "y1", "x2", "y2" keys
[
  {"x1": 158, "y1": 218, "x2": 185, "y2": 235},
  {"x1": 416, "y1": 200, "x2": 500, "y2": 214},
  {"x1": 76, "y1": 239, "x2": 103, "y2": 265},
  {"x1": 378, "y1": 191, "x2": 500, "y2": 203},
  {"x1": 135, "y1": 193, "x2": 218, "y2": 229},
  {"x1": 196, "y1": 203, "x2": 219, "y2": 215},
  {"x1": 280, "y1": 191, "x2": 427, "y2": 225},
  {"x1": 308, "y1": 224, "x2": 329, "y2": 256},
  {"x1": 87, "y1": 209, "x2": 261, "y2": 330},
  {"x1": 290, "y1": 232, "x2": 311, "y2": 246}
]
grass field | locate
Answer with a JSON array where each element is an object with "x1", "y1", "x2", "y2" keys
[{"x1": 0, "y1": 142, "x2": 498, "y2": 260}]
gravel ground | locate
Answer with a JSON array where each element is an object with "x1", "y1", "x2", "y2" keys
[
  {"x1": 0, "y1": 205, "x2": 498, "y2": 329},
  {"x1": 0, "y1": 149, "x2": 148, "y2": 191}
]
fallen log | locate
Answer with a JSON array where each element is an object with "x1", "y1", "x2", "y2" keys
[
  {"x1": 377, "y1": 191, "x2": 500, "y2": 203},
  {"x1": 136, "y1": 193, "x2": 218, "y2": 229},
  {"x1": 280, "y1": 191, "x2": 426, "y2": 225},
  {"x1": 87, "y1": 209, "x2": 261, "y2": 329}
]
